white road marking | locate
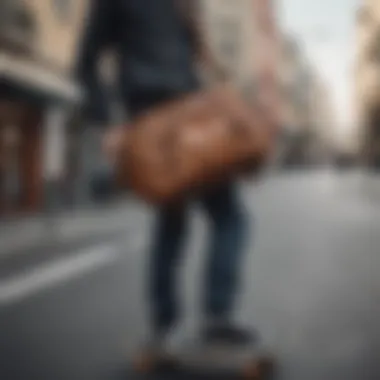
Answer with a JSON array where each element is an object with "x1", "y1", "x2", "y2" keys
[
  {"x1": 0, "y1": 245, "x2": 120, "y2": 306},
  {"x1": 0, "y1": 217, "x2": 138, "y2": 260}
]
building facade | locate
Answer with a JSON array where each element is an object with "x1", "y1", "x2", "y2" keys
[
  {"x1": 279, "y1": 37, "x2": 310, "y2": 134},
  {"x1": 0, "y1": 0, "x2": 88, "y2": 216},
  {"x1": 200, "y1": 0, "x2": 257, "y2": 91},
  {"x1": 355, "y1": 0, "x2": 380, "y2": 166},
  {"x1": 253, "y1": 0, "x2": 280, "y2": 117},
  {"x1": 277, "y1": 35, "x2": 336, "y2": 166},
  {"x1": 306, "y1": 73, "x2": 336, "y2": 165},
  {"x1": 200, "y1": 0, "x2": 280, "y2": 112}
]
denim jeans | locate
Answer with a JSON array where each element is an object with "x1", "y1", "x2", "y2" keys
[{"x1": 148, "y1": 181, "x2": 249, "y2": 333}]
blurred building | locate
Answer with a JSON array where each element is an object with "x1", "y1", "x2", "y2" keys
[
  {"x1": 0, "y1": 0, "x2": 88, "y2": 73},
  {"x1": 200, "y1": 0, "x2": 258, "y2": 92},
  {"x1": 278, "y1": 35, "x2": 336, "y2": 166},
  {"x1": 252, "y1": 0, "x2": 280, "y2": 117},
  {"x1": 355, "y1": 0, "x2": 380, "y2": 167},
  {"x1": 200, "y1": 0, "x2": 280, "y2": 112},
  {"x1": 307, "y1": 73, "x2": 336, "y2": 165},
  {"x1": 0, "y1": 0, "x2": 88, "y2": 216},
  {"x1": 278, "y1": 36, "x2": 310, "y2": 165}
]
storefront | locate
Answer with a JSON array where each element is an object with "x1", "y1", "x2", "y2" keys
[{"x1": 0, "y1": 53, "x2": 81, "y2": 216}]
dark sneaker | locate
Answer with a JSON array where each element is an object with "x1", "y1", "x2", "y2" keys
[{"x1": 203, "y1": 324, "x2": 258, "y2": 346}]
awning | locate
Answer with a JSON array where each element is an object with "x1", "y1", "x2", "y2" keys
[{"x1": 0, "y1": 53, "x2": 83, "y2": 107}]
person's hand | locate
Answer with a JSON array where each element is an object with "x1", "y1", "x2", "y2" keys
[{"x1": 102, "y1": 126, "x2": 126, "y2": 164}]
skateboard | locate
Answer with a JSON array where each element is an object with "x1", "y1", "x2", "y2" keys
[{"x1": 132, "y1": 338, "x2": 276, "y2": 379}]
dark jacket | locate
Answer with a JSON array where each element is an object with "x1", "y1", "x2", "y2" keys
[{"x1": 75, "y1": 0, "x2": 200, "y2": 124}]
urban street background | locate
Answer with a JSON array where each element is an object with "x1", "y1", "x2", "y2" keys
[{"x1": 0, "y1": 1, "x2": 379, "y2": 380}]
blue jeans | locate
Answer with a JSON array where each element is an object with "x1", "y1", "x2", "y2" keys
[{"x1": 149, "y1": 181, "x2": 249, "y2": 333}]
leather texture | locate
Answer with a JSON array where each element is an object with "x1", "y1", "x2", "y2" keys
[{"x1": 116, "y1": 84, "x2": 276, "y2": 204}]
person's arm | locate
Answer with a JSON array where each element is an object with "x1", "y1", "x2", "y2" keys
[
  {"x1": 75, "y1": 0, "x2": 116, "y2": 126},
  {"x1": 178, "y1": 0, "x2": 228, "y2": 80}
]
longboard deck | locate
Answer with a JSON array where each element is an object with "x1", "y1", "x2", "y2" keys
[
  {"x1": 132, "y1": 367, "x2": 271, "y2": 380},
  {"x1": 132, "y1": 340, "x2": 275, "y2": 379}
]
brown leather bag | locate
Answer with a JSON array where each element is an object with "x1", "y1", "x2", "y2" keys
[{"x1": 116, "y1": 84, "x2": 276, "y2": 204}]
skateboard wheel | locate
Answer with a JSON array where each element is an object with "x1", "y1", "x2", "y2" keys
[
  {"x1": 133, "y1": 352, "x2": 156, "y2": 373},
  {"x1": 243, "y1": 361, "x2": 260, "y2": 379},
  {"x1": 243, "y1": 356, "x2": 275, "y2": 379}
]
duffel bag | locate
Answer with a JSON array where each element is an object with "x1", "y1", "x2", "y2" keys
[{"x1": 115, "y1": 83, "x2": 277, "y2": 204}]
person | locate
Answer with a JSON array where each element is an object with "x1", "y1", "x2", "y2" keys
[{"x1": 76, "y1": 0, "x2": 254, "y2": 356}]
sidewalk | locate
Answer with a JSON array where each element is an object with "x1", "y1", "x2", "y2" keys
[{"x1": 0, "y1": 197, "x2": 149, "y2": 259}]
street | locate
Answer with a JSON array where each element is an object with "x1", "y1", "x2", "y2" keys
[{"x1": 0, "y1": 170, "x2": 378, "y2": 380}]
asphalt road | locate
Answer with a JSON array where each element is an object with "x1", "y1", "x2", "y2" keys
[{"x1": 0, "y1": 170, "x2": 379, "y2": 380}]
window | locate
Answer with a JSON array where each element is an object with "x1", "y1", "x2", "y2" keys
[{"x1": 52, "y1": 0, "x2": 71, "y2": 22}]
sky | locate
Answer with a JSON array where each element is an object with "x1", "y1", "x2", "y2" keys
[{"x1": 280, "y1": 0, "x2": 359, "y2": 145}]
